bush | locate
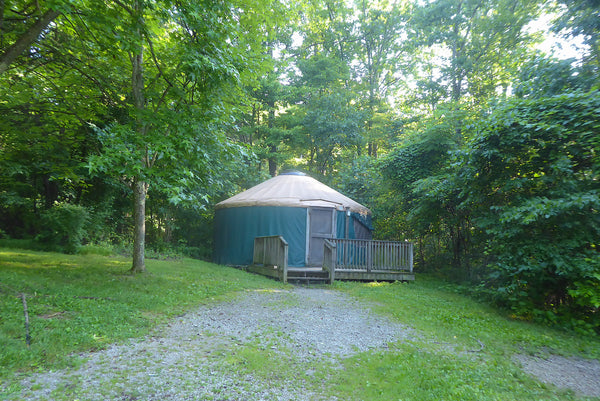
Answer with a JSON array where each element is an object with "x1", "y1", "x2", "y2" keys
[
  {"x1": 464, "y1": 92, "x2": 600, "y2": 333},
  {"x1": 37, "y1": 203, "x2": 90, "y2": 253},
  {"x1": 180, "y1": 245, "x2": 212, "y2": 261},
  {"x1": 77, "y1": 244, "x2": 114, "y2": 256}
]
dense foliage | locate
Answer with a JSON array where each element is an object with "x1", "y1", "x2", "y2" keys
[
  {"x1": 1, "y1": 0, "x2": 598, "y2": 332},
  {"x1": 464, "y1": 93, "x2": 600, "y2": 332}
]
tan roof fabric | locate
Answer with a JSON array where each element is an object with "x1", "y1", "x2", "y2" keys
[{"x1": 215, "y1": 173, "x2": 371, "y2": 214}]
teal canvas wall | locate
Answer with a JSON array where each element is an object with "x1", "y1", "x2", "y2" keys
[
  {"x1": 214, "y1": 206, "x2": 307, "y2": 267},
  {"x1": 336, "y1": 210, "x2": 352, "y2": 238},
  {"x1": 336, "y1": 211, "x2": 373, "y2": 239}
]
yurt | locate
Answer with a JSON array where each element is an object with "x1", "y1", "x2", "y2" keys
[{"x1": 214, "y1": 171, "x2": 372, "y2": 267}]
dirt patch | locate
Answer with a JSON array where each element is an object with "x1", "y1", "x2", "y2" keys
[{"x1": 514, "y1": 353, "x2": 600, "y2": 398}]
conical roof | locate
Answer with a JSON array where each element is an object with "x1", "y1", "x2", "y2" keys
[{"x1": 215, "y1": 172, "x2": 370, "y2": 214}]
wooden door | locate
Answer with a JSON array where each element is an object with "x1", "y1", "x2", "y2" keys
[{"x1": 307, "y1": 207, "x2": 335, "y2": 266}]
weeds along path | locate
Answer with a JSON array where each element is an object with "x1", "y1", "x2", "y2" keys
[{"x1": 11, "y1": 287, "x2": 415, "y2": 401}]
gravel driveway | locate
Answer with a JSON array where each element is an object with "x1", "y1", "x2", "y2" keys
[
  {"x1": 11, "y1": 287, "x2": 415, "y2": 400},
  {"x1": 7, "y1": 287, "x2": 600, "y2": 400}
]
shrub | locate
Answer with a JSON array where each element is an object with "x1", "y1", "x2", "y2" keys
[
  {"x1": 464, "y1": 92, "x2": 600, "y2": 332},
  {"x1": 37, "y1": 203, "x2": 90, "y2": 253},
  {"x1": 77, "y1": 244, "x2": 114, "y2": 256}
]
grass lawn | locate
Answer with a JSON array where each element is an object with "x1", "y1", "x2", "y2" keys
[
  {"x1": 328, "y1": 279, "x2": 600, "y2": 401},
  {"x1": 0, "y1": 248, "x2": 285, "y2": 383},
  {"x1": 1, "y1": 248, "x2": 599, "y2": 400}
]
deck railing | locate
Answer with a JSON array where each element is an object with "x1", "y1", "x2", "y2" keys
[
  {"x1": 325, "y1": 239, "x2": 413, "y2": 273},
  {"x1": 253, "y1": 235, "x2": 289, "y2": 283},
  {"x1": 323, "y1": 239, "x2": 337, "y2": 282}
]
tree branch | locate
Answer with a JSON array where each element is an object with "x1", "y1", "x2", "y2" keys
[
  {"x1": 0, "y1": 0, "x2": 5, "y2": 47},
  {"x1": 0, "y1": 8, "x2": 60, "y2": 75},
  {"x1": 145, "y1": 34, "x2": 176, "y2": 112},
  {"x1": 111, "y1": 0, "x2": 135, "y2": 17}
]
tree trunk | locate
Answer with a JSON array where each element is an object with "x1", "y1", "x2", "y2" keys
[
  {"x1": 267, "y1": 103, "x2": 277, "y2": 176},
  {"x1": 449, "y1": 1, "x2": 466, "y2": 105},
  {"x1": 268, "y1": 148, "x2": 277, "y2": 177},
  {"x1": 0, "y1": 9, "x2": 60, "y2": 75},
  {"x1": 130, "y1": 1, "x2": 146, "y2": 273},
  {"x1": 131, "y1": 179, "x2": 147, "y2": 273},
  {"x1": 368, "y1": 141, "x2": 378, "y2": 158}
]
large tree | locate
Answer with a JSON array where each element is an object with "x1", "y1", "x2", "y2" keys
[
  {"x1": 82, "y1": 0, "x2": 283, "y2": 272},
  {"x1": 0, "y1": 0, "x2": 284, "y2": 271},
  {"x1": 463, "y1": 92, "x2": 600, "y2": 329},
  {"x1": 0, "y1": 0, "x2": 112, "y2": 243},
  {"x1": 375, "y1": 0, "x2": 544, "y2": 270},
  {"x1": 353, "y1": 0, "x2": 411, "y2": 157}
]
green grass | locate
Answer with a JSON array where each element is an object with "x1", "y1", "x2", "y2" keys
[
  {"x1": 0, "y1": 248, "x2": 285, "y2": 382},
  {"x1": 327, "y1": 279, "x2": 600, "y2": 400},
  {"x1": 333, "y1": 278, "x2": 600, "y2": 358},
  {"x1": 329, "y1": 345, "x2": 560, "y2": 401}
]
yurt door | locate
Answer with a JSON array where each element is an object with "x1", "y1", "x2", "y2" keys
[{"x1": 307, "y1": 207, "x2": 335, "y2": 266}]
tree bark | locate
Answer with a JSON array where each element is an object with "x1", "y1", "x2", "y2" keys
[
  {"x1": 130, "y1": 0, "x2": 147, "y2": 273},
  {"x1": 268, "y1": 145, "x2": 277, "y2": 177},
  {"x1": 0, "y1": 9, "x2": 60, "y2": 75},
  {"x1": 267, "y1": 102, "x2": 277, "y2": 176},
  {"x1": 131, "y1": 179, "x2": 147, "y2": 273}
]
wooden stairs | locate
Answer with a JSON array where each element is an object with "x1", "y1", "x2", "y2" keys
[{"x1": 286, "y1": 268, "x2": 330, "y2": 285}]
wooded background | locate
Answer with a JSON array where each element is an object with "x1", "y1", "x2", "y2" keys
[{"x1": 1, "y1": 0, "x2": 598, "y2": 332}]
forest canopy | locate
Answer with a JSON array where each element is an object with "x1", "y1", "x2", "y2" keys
[{"x1": 1, "y1": 0, "x2": 598, "y2": 333}]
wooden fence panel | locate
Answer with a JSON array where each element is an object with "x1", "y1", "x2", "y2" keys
[{"x1": 329, "y1": 239, "x2": 413, "y2": 272}]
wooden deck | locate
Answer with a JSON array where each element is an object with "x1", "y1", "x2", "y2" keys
[{"x1": 248, "y1": 236, "x2": 414, "y2": 284}]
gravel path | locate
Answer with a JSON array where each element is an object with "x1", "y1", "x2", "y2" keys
[
  {"x1": 6, "y1": 287, "x2": 600, "y2": 400},
  {"x1": 514, "y1": 353, "x2": 600, "y2": 399},
  {"x1": 10, "y1": 287, "x2": 415, "y2": 401}
]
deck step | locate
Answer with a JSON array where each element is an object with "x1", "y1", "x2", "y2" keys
[
  {"x1": 286, "y1": 269, "x2": 331, "y2": 285},
  {"x1": 287, "y1": 271, "x2": 329, "y2": 278},
  {"x1": 287, "y1": 276, "x2": 330, "y2": 285}
]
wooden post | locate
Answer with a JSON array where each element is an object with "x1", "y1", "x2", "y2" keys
[
  {"x1": 408, "y1": 241, "x2": 414, "y2": 273},
  {"x1": 21, "y1": 293, "x2": 30, "y2": 347},
  {"x1": 343, "y1": 239, "x2": 348, "y2": 268},
  {"x1": 330, "y1": 248, "x2": 336, "y2": 283},
  {"x1": 331, "y1": 240, "x2": 336, "y2": 283},
  {"x1": 367, "y1": 241, "x2": 373, "y2": 273},
  {"x1": 282, "y1": 237, "x2": 288, "y2": 283},
  {"x1": 323, "y1": 239, "x2": 336, "y2": 283}
]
